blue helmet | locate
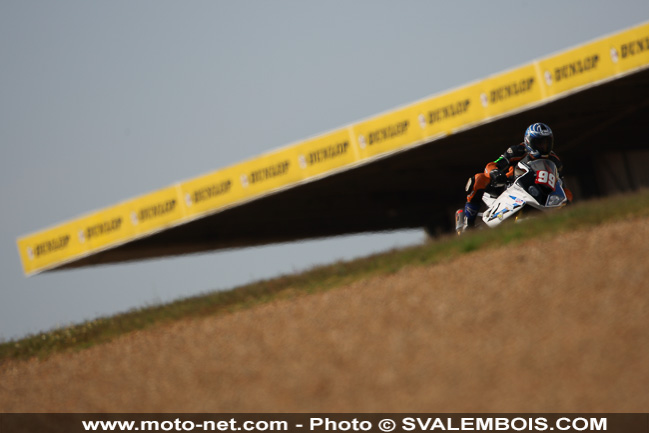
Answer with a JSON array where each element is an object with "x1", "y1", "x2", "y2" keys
[{"x1": 524, "y1": 123, "x2": 554, "y2": 158}]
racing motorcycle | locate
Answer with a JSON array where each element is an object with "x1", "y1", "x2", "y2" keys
[{"x1": 455, "y1": 158, "x2": 568, "y2": 234}]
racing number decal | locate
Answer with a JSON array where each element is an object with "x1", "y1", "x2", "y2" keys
[{"x1": 535, "y1": 170, "x2": 556, "y2": 190}]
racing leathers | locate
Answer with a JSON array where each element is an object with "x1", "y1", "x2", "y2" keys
[{"x1": 463, "y1": 143, "x2": 573, "y2": 226}]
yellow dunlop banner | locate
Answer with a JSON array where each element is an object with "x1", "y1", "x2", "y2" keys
[
  {"x1": 606, "y1": 21, "x2": 649, "y2": 75},
  {"x1": 352, "y1": 106, "x2": 422, "y2": 159},
  {"x1": 180, "y1": 165, "x2": 245, "y2": 218},
  {"x1": 237, "y1": 148, "x2": 303, "y2": 197},
  {"x1": 126, "y1": 186, "x2": 185, "y2": 236},
  {"x1": 17, "y1": 220, "x2": 85, "y2": 275},
  {"x1": 537, "y1": 39, "x2": 614, "y2": 98},
  {"x1": 414, "y1": 82, "x2": 485, "y2": 138},
  {"x1": 294, "y1": 128, "x2": 358, "y2": 180},
  {"x1": 76, "y1": 202, "x2": 135, "y2": 253},
  {"x1": 479, "y1": 64, "x2": 542, "y2": 117}
]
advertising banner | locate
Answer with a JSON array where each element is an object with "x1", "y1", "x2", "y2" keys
[
  {"x1": 414, "y1": 82, "x2": 485, "y2": 138},
  {"x1": 126, "y1": 186, "x2": 185, "y2": 236},
  {"x1": 606, "y1": 21, "x2": 649, "y2": 75},
  {"x1": 478, "y1": 64, "x2": 542, "y2": 117},
  {"x1": 537, "y1": 40, "x2": 613, "y2": 98},
  {"x1": 352, "y1": 106, "x2": 422, "y2": 159},
  {"x1": 17, "y1": 220, "x2": 85, "y2": 275},
  {"x1": 180, "y1": 166, "x2": 244, "y2": 218},
  {"x1": 237, "y1": 148, "x2": 303, "y2": 197},
  {"x1": 293, "y1": 128, "x2": 358, "y2": 180},
  {"x1": 76, "y1": 203, "x2": 135, "y2": 253}
]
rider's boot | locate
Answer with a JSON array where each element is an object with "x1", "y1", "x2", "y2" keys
[
  {"x1": 463, "y1": 202, "x2": 480, "y2": 228},
  {"x1": 455, "y1": 202, "x2": 480, "y2": 234}
]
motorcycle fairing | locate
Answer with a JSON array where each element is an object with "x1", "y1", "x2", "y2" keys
[
  {"x1": 483, "y1": 192, "x2": 526, "y2": 227},
  {"x1": 481, "y1": 159, "x2": 567, "y2": 228}
]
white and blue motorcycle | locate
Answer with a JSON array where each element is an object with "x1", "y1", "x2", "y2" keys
[{"x1": 456, "y1": 159, "x2": 569, "y2": 234}]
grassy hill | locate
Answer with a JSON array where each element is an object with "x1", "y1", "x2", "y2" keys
[{"x1": 3, "y1": 188, "x2": 649, "y2": 363}]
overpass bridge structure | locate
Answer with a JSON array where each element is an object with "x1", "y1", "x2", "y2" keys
[{"x1": 18, "y1": 21, "x2": 649, "y2": 275}]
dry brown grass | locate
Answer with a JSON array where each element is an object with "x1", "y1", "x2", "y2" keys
[{"x1": 2, "y1": 217, "x2": 648, "y2": 413}]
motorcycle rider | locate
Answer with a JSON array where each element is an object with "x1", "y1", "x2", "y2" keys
[{"x1": 460, "y1": 122, "x2": 573, "y2": 228}]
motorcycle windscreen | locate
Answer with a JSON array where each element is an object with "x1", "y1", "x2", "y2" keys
[{"x1": 516, "y1": 159, "x2": 566, "y2": 207}]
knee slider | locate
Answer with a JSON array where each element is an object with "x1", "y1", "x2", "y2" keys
[{"x1": 465, "y1": 176, "x2": 476, "y2": 193}]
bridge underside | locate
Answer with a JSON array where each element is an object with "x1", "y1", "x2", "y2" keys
[{"x1": 60, "y1": 67, "x2": 649, "y2": 269}]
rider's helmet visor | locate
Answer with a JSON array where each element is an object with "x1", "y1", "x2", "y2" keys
[{"x1": 531, "y1": 136, "x2": 553, "y2": 156}]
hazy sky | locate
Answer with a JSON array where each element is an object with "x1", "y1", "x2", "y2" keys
[{"x1": 2, "y1": 1, "x2": 648, "y2": 341}]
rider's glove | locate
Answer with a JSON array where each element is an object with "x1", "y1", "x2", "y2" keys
[{"x1": 489, "y1": 169, "x2": 507, "y2": 187}]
